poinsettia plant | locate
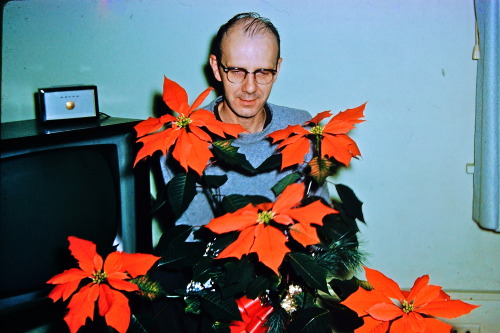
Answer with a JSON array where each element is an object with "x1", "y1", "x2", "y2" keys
[
  {"x1": 129, "y1": 76, "x2": 369, "y2": 332},
  {"x1": 48, "y1": 76, "x2": 478, "y2": 333},
  {"x1": 341, "y1": 267, "x2": 479, "y2": 333},
  {"x1": 47, "y1": 237, "x2": 161, "y2": 333}
]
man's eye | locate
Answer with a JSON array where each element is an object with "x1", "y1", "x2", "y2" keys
[
  {"x1": 230, "y1": 69, "x2": 244, "y2": 76},
  {"x1": 256, "y1": 71, "x2": 272, "y2": 77}
]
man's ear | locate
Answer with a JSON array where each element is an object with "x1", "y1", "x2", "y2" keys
[
  {"x1": 209, "y1": 55, "x2": 222, "y2": 82},
  {"x1": 273, "y1": 58, "x2": 283, "y2": 82}
]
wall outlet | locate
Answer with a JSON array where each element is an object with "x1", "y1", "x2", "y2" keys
[{"x1": 451, "y1": 323, "x2": 481, "y2": 333}]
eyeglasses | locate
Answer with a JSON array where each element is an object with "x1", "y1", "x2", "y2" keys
[{"x1": 218, "y1": 62, "x2": 277, "y2": 85}]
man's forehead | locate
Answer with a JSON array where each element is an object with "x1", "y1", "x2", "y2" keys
[
  {"x1": 221, "y1": 30, "x2": 279, "y2": 59},
  {"x1": 220, "y1": 44, "x2": 279, "y2": 70}
]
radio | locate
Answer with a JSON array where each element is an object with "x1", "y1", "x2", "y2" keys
[{"x1": 38, "y1": 85, "x2": 99, "y2": 123}]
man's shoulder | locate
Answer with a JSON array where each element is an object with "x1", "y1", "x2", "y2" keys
[{"x1": 201, "y1": 97, "x2": 219, "y2": 113}]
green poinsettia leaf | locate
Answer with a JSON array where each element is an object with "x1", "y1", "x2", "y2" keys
[
  {"x1": 155, "y1": 225, "x2": 193, "y2": 251},
  {"x1": 334, "y1": 184, "x2": 365, "y2": 223},
  {"x1": 154, "y1": 225, "x2": 192, "y2": 261},
  {"x1": 245, "y1": 275, "x2": 276, "y2": 299},
  {"x1": 316, "y1": 217, "x2": 354, "y2": 242},
  {"x1": 322, "y1": 206, "x2": 359, "y2": 234},
  {"x1": 167, "y1": 172, "x2": 197, "y2": 218},
  {"x1": 158, "y1": 241, "x2": 206, "y2": 268},
  {"x1": 221, "y1": 194, "x2": 270, "y2": 213},
  {"x1": 220, "y1": 258, "x2": 254, "y2": 298},
  {"x1": 256, "y1": 153, "x2": 282, "y2": 172},
  {"x1": 192, "y1": 257, "x2": 217, "y2": 283},
  {"x1": 271, "y1": 171, "x2": 302, "y2": 197},
  {"x1": 308, "y1": 156, "x2": 334, "y2": 185},
  {"x1": 202, "y1": 174, "x2": 228, "y2": 188},
  {"x1": 192, "y1": 257, "x2": 213, "y2": 283},
  {"x1": 288, "y1": 307, "x2": 332, "y2": 333},
  {"x1": 293, "y1": 290, "x2": 318, "y2": 310},
  {"x1": 212, "y1": 139, "x2": 256, "y2": 173},
  {"x1": 130, "y1": 275, "x2": 165, "y2": 300},
  {"x1": 328, "y1": 276, "x2": 366, "y2": 301},
  {"x1": 246, "y1": 195, "x2": 272, "y2": 205},
  {"x1": 202, "y1": 232, "x2": 239, "y2": 257},
  {"x1": 184, "y1": 296, "x2": 202, "y2": 315},
  {"x1": 200, "y1": 291, "x2": 240, "y2": 322},
  {"x1": 155, "y1": 225, "x2": 207, "y2": 268},
  {"x1": 288, "y1": 252, "x2": 329, "y2": 293}
]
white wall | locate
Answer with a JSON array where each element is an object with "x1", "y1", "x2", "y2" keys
[{"x1": 2, "y1": 0, "x2": 499, "y2": 330}]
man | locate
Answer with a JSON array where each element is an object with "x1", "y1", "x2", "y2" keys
[
  {"x1": 160, "y1": 12, "x2": 321, "y2": 229},
  {"x1": 154, "y1": 13, "x2": 324, "y2": 332}
]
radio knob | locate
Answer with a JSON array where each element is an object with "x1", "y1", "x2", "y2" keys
[{"x1": 65, "y1": 101, "x2": 75, "y2": 110}]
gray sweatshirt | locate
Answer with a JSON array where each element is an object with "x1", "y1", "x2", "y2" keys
[{"x1": 160, "y1": 97, "x2": 326, "y2": 230}]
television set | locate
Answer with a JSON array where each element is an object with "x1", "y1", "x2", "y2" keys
[{"x1": 0, "y1": 117, "x2": 151, "y2": 331}]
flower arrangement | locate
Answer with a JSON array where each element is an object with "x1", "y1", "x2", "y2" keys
[{"x1": 48, "y1": 76, "x2": 478, "y2": 333}]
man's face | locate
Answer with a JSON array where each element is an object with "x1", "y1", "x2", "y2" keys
[{"x1": 210, "y1": 29, "x2": 281, "y2": 122}]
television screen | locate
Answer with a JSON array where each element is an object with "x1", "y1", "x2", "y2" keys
[{"x1": 0, "y1": 145, "x2": 119, "y2": 300}]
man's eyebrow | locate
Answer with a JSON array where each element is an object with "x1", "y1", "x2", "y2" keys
[{"x1": 224, "y1": 65, "x2": 277, "y2": 71}]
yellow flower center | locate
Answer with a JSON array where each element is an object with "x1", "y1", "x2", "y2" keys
[
  {"x1": 309, "y1": 125, "x2": 324, "y2": 136},
  {"x1": 92, "y1": 270, "x2": 108, "y2": 284},
  {"x1": 402, "y1": 300, "x2": 414, "y2": 313},
  {"x1": 257, "y1": 210, "x2": 275, "y2": 225},
  {"x1": 175, "y1": 114, "x2": 192, "y2": 128}
]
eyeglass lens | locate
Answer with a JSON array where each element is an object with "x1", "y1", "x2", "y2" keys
[{"x1": 227, "y1": 69, "x2": 274, "y2": 84}]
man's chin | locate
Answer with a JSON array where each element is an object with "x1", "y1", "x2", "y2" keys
[{"x1": 234, "y1": 107, "x2": 264, "y2": 119}]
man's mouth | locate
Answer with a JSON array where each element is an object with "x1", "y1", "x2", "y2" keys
[{"x1": 239, "y1": 98, "x2": 257, "y2": 105}]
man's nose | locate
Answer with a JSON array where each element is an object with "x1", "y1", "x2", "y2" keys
[{"x1": 242, "y1": 73, "x2": 257, "y2": 93}]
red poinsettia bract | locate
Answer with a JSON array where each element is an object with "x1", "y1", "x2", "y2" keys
[
  {"x1": 267, "y1": 103, "x2": 366, "y2": 170},
  {"x1": 47, "y1": 237, "x2": 160, "y2": 333},
  {"x1": 134, "y1": 76, "x2": 246, "y2": 176},
  {"x1": 205, "y1": 183, "x2": 337, "y2": 274},
  {"x1": 341, "y1": 267, "x2": 479, "y2": 333},
  {"x1": 229, "y1": 296, "x2": 273, "y2": 333}
]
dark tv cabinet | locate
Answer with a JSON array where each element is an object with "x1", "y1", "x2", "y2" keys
[{"x1": 0, "y1": 117, "x2": 152, "y2": 331}]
